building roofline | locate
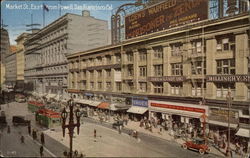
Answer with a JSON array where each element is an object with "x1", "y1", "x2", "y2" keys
[{"x1": 67, "y1": 12, "x2": 249, "y2": 59}]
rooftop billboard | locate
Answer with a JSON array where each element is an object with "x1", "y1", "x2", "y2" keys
[{"x1": 125, "y1": 0, "x2": 208, "y2": 39}]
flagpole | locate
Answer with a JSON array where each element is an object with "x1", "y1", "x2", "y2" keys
[
  {"x1": 59, "y1": 0, "x2": 62, "y2": 17},
  {"x1": 43, "y1": 3, "x2": 45, "y2": 27}
]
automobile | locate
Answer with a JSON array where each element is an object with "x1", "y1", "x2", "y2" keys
[
  {"x1": 15, "y1": 94, "x2": 26, "y2": 103},
  {"x1": 0, "y1": 111, "x2": 5, "y2": 117},
  {"x1": 81, "y1": 111, "x2": 88, "y2": 117},
  {"x1": 12, "y1": 116, "x2": 30, "y2": 126},
  {"x1": 112, "y1": 120, "x2": 124, "y2": 129},
  {"x1": 182, "y1": 138, "x2": 210, "y2": 155},
  {"x1": 0, "y1": 116, "x2": 7, "y2": 128}
]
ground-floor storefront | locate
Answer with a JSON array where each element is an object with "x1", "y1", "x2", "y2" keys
[{"x1": 148, "y1": 100, "x2": 209, "y2": 137}]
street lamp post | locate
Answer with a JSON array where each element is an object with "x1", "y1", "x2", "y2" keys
[
  {"x1": 61, "y1": 99, "x2": 81, "y2": 158},
  {"x1": 226, "y1": 91, "x2": 232, "y2": 157}
]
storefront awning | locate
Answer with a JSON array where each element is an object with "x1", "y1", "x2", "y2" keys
[
  {"x1": 38, "y1": 93, "x2": 46, "y2": 97},
  {"x1": 236, "y1": 128, "x2": 250, "y2": 138},
  {"x1": 46, "y1": 94, "x2": 57, "y2": 99},
  {"x1": 88, "y1": 101, "x2": 101, "y2": 107},
  {"x1": 98, "y1": 102, "x2": 110, "y2": 109},
  {"x1": 208, "y1": 120, "x2": 238, "y2": 128},
  {"x1": 54, "y1": 94, "x2": 62, "y2": 101},
  {"x1": 127, "y1": 106, "x2": 148, "y2": 114},
  {"x1": 111, "y1": 104, "x2": 130, "y2": 111},
  {"x1": 149, "y1": 100, "x2": 208, "y2": 118},
  {"x1": 74, "y1": 99, "x2": 91, "y2": 105}
]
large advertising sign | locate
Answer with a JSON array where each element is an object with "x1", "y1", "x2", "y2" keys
[{"x1": 125, "y1": 0, "x2": 208, "y2": 39}]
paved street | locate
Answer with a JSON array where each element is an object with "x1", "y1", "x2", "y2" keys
[
  {"x1": 1, "y1": 101, "x2": 222, "y2": 157},
  {"x1": 0, "y1": 102, "x2": 67, "y2": 157}
]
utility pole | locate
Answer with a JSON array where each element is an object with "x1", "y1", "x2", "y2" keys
[{"x1": 226, "y1": 91, "x2": 232, "y2": 157}]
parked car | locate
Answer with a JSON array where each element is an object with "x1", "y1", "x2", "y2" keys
[
  {"x1": 112, "y1": 120, "x2": 124, "y2": 129},
  {"x1": 0, "y1": 116, "x2": 7, "y2": 128},
  {"x1": 182, "y1": 138, "x2": 210, "y2": 155},
  {"x1": 0, "y1": 111, "x2": 5, "y2": 116},
  {"x1": 81, "y1": 111, "x2": 88, "y2": 117},
  {"x1": 12, "y1": 116, "x2": 30, "y2": 126},
  {"x1": 15, "y1": 94, "x2": 26, "y2": 103}
]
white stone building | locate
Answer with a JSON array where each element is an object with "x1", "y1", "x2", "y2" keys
[{"x1": 24, "y1": 11, "x2": 111, "y2": 99}]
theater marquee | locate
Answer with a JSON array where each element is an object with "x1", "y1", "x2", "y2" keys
[{"x1": 125, "y1": 0, "x2": 208, "y2": 39}]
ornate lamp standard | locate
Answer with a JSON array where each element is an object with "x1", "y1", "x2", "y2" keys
[
  {"x1": 61, "y1": 99, "x2": 81, "y2": 158},
  {"x1": 226, "y1": 91, "x2": 233, "y2": 157}
]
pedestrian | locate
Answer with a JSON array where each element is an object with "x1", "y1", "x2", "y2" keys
[
  {"x1": 32, "y1": 129, "x2": 35, "y2": 140},
  {"x1": 28, "y1": 124, "x2": 31, "y2": 135},
  {"x1": 41, "y1": 132, "x2": 45, "y2": 145},
  {"x1": 79, "y1": 153, "x2": 84, "y2": 158},
  {"x1": 20, "y1": 135, "x2": 25, "y2": 143},
  {"x1": 7, "y1": 125, "x2": 10, "y2": 134},
  {"x1": 34, "y1": 130, "x2": 37, "y2": 140},
  {"x1": 40, "y1": 145, "x2": 44, "y2": 157},
  {"x1": 94, "y1": 129, "x2": 96, "y2": 138},
  {"x1": 74, "y1": 150, "x2": 78, "y2": 157},
  {"x1": 118, "y1": 125, "x2": 122, "y2": 134},
  {"x1": 63, "y1": 150, "x2": 68, "y2": 157}
]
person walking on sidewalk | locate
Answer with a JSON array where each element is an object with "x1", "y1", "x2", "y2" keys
[
  {"x1": 28, "y1": 124, "x2": 31, "y2": 135},
  {"x1": 7, "y1": 125, "x2": 10, "y2": 134},
  {"x1": 40, "y1": 145, "x2": 44, "y2": 157},
  {"x1": 118, "y1": 125, "x2": 122, "y2": 134},
  {"x1": 94, "y1": 129, "x2": 96, "y2": 138},
  {"x1": 41, "y1": 132, "x2": 45, "y2": 145},
  {"x1": 32, "y1": 129, "x2": 35, "y2": 140},
  {"x1": 20, "y1": 135, "x2": 25, "y2": 143},
  {"x1": 34, "y1": 130, "x2": 37, "y2": 140}
]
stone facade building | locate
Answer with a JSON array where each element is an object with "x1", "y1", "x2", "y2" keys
[
  {"x1": 5, "y1": 50, "x2": 17, "y2": 88},
  {"x1": 0, "y1": 28, "x2": 10, "y2": 91},
  {"x1": 15, "y1": 33, "x2": 29, "y2": 91},
  {"x1": 67, "y1": 13, "x2": 250, "y2": 135},
  {"x1": 24, "y1": 11, "x2": 111, "y2": 99}
]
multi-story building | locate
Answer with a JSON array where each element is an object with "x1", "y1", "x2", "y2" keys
[
  {"x1": 5, "y1": 45, "x2": 18, "y2": 89},
  {"x1": 3, "y1": 33, "x2": 29, "y2": 92},
  {"x1": 15, "y1": 33, "x2": 29, "y2": 92},
  {"x1": 24, "y1": 10, "x2": 111, "y2": 99},
  {"x1": 67, "y1": 12, "x2": 250, "y2": 136},
  {"x1": 0, "y1": 28, "x2": 10, "y2": 91}
]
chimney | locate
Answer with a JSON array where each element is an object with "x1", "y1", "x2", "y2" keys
[{"x1": 82, "y1": 10, "x2": 90, "y2": 17}]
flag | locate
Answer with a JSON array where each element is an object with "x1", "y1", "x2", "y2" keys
[{"x1": 43, "y1": 4, "x2": 49, "y2": 12}]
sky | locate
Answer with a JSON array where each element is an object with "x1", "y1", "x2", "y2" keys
[{"x1": 1, "y1": 0, "x2": 134, "y2": 45}]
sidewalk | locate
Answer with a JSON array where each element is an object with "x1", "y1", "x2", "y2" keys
[{"x1": 90, "y1": 115, "x2": 226, "y2": 157}]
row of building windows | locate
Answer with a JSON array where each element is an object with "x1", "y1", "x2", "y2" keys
[
  {"x1": 70, "y1": 54, "x2": 121, "y2": 69},
  {"x1": 71, "y1": 75, "x2": 250, "y2": 100},
  {"x1": 41, "y1": 26, "x2": 68, "y2": 44},
  {"x1": 71, "y1": 57, "x2": 249, "y2": 79}
]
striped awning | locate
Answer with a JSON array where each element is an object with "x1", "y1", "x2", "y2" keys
[
  {"x1": 88, "y1": 101, "x2": 101, "y2": 107},
  {"x1": 97, "y1": 102, "x2": 110, "y2": 109},
  {"x1": 236, "y1": 128, "x2": 250, "y2": 138},
  {"x1": 127, "y1": 106, "x2": 148, "y2": 114}
]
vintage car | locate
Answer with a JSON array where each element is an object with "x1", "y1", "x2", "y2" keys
[
  {"x1": 0, "y1": 116, "x2": 7, "y2": 127},
  {"x1": 15, "y1": 94, "x2": 26, "y2": 103},
  {"x1": 81, "y1": 111, "x2": 88, "y2": 117},
  {"x1": 182, "y1": 138, "x2": 210, "y2": 155},
  {"x1": 12, "y1": 116, "x2": 30, "y2": 126},
  {"x1": 112, "y1": 120, "x2": 124, "y2": 129}
]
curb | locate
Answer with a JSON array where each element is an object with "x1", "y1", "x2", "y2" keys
[{"x1": 85, "y1": 117, "x2": 225, "y2": 157}]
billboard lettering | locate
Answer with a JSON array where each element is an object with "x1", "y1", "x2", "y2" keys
[{"x1": 125, "y1": 0, "x2": 208, "y2": 39}]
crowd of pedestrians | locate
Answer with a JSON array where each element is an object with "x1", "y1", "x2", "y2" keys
[{"x1": 208, "y1": 130, "x2": 248, "y2": 156}]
